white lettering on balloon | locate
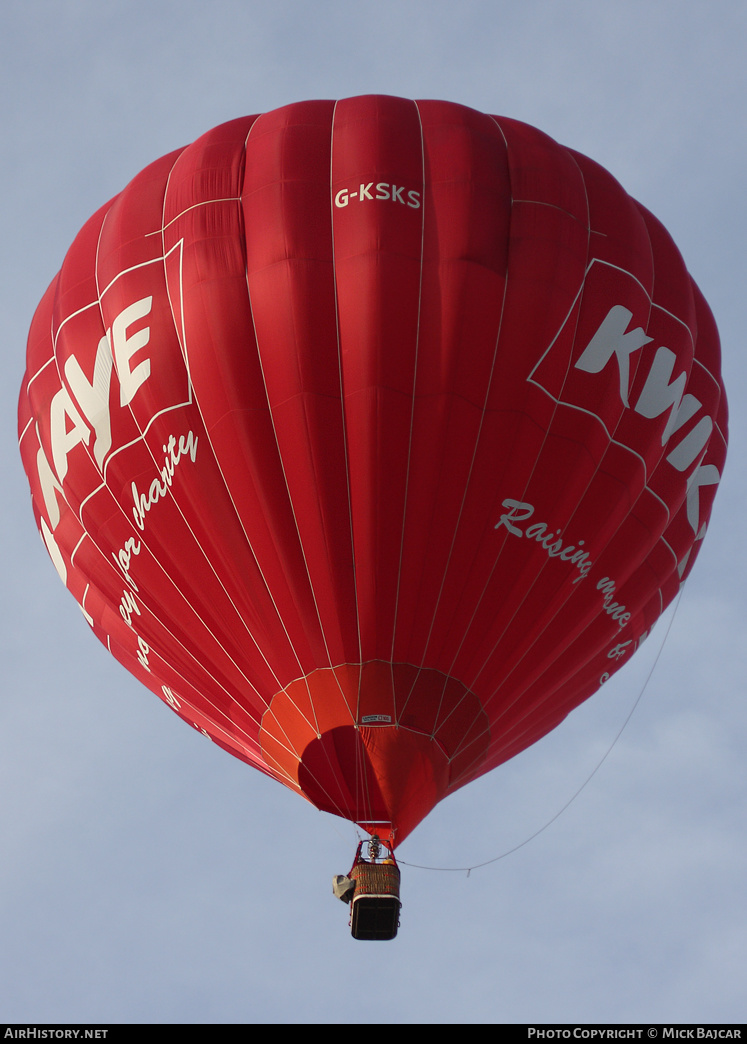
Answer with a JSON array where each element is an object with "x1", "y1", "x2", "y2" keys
[
  {"x1": 334, "y1": 182, "x2": 421, "y2": 209},
  {"x1": 131, "y1": 431, "x2": 199, "y2": 531},
  {"x1": 495, "y1": 497, "x2": 630, "y2": 627},
  {"x1": 112, "y1": 536, "x2": 141, "y2": 591},
  {"x1": 136, "y1": 635, "x2": 150, "y2": 670},
  {"x1": 494, "y1": 499, "x2": 593, "y2": 584},
  {"x1": 25, "y1": 260, "x2": 195, "y2": 674},
  {"x1": 114, "y1": 430, "x2": 199, "y2": 634},
  {"x1": 528, "y1": 259, "x2": 725, "y2": 557},
  {"x1": 595, "y1": 576, "x2": 630, "y2": 627},
  {"x1": 35, "y1": 294, "x2": 154, "y2": 605},
  {"x1": 601, "y1": 627, "x2": 650, "y2": 682},
  {"x1": 575, "y1": 303, "x2": 720, "y2": 534},
  {"x1": 607, "y1": 640, "x2": 633, "y2": 661},
  {"x1": 162, "y1": 685, "x2": 181, "y2": 709},
  {"x1": 108, "y1": 430, "x2": 200, "y2": 635},
  {"x1": 119, "y1": 587, "x2": 141, "y2": 626},
  {"x1": 47, "y1": 297, "x2": 154, "y2": 485}
]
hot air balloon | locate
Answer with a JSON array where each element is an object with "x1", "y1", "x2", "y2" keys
[{"x1": 18, "y1": 97, "x2": 727, "y2": 911}]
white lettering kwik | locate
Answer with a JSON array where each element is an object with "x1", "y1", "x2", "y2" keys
[
  {"x1": 575, "y1": 305, "x2": 653, "y2": 407},
  {"x1": 576, "y1": 305, "x2": 715, "y2": 481},
  {"x1": 569, "y1": 301, "x2": 726, "y2": 546}
]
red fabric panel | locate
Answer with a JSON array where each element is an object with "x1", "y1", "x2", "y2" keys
[{"x1": 19, "y1": 97, "x2": 728, "y2": 844}]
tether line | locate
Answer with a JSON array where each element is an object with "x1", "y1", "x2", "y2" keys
[{"x1": 397, "y1": 589, "x2": 683, "y2": 874}]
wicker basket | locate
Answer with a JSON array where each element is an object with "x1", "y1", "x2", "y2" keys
[
  {"x1": 350, "y1": 860, "x2": 401, "y2": 898},
  {"x1": 349, "y1": 860, "x2": 401, "y2": 940}
]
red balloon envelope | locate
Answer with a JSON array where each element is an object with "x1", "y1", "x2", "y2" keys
[{"x1": 18, "y1": 97, "x2": 728, "y2": 845}]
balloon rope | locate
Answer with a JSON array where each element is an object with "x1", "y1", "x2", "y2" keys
[{"x1": 398, "y1": 588, "x2": 683, "y2": 874}]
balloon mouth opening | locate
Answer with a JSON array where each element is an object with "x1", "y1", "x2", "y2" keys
[{"x1": 259, "y1": 661, "x2": 489, "y2": 843}]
